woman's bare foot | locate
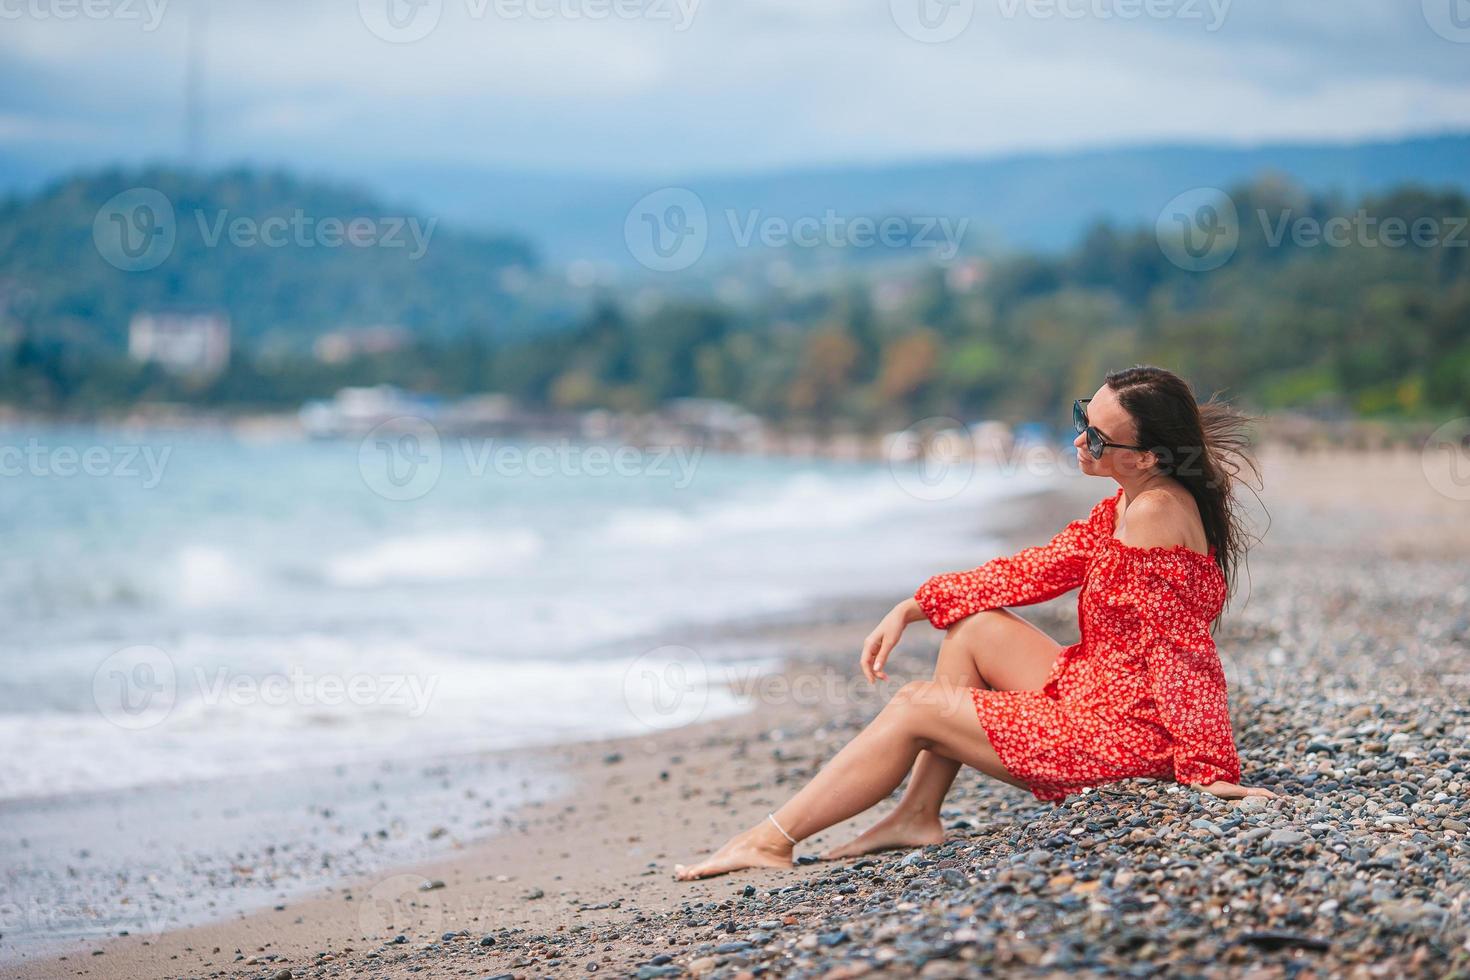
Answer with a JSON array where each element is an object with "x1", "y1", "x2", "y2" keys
[
  {"x1": 674, "y1": 823, "x2": 794, "y2": 881},
  {"x1": 822, "y1": 809, "x2": 945, "y2": 860}
]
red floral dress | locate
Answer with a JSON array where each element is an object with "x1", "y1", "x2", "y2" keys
[{"x1": 914, "y1": 487, "x2": 1241, "y2": 801}]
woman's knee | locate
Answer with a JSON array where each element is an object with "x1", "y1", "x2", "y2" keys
[
  {"x1": 944, "y1": 608, "x2": 1009, "y2": 654},
  {"x1": 882, "y1": 680, "x2": 958, "y2": 749},
  {"x1": 885, "y1": 679, "x2": 947, "y2": 716}
]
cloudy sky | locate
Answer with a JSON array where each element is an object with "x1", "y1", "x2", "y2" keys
[{"x1": 3, "y1": 0, "x2": 1470, "y2": 179}]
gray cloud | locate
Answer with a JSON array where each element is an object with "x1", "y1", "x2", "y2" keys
[{"x1": 1, "y1": 0, "x2": 1468, "y2": 178}]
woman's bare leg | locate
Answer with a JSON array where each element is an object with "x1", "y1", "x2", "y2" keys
[
  {"x1": 673, "y1": 677, "x2": 1030, "y2": 880},
  {"x1": 824, "y1": 609, "x2": 1061, "y2": 859}
]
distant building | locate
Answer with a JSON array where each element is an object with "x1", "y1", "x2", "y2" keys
[
  {"x1": 299, "y1": 385, "x2": 441, "y2": 438},
  {"x1": 660, "y1": 398, "x2": 765, "y2": 450},
  {"x1": 129, "y1": 310, "x2": 231, "y2": 378},
  {"x1": 440, "y1": 393, "x2": 517, "y2": 432},
  {"x1": 313, "y1": 325, "x2": 410, "y2": 364},
  {"x1": 945, "y1": 258, "x2": 990, "y2": 293}
]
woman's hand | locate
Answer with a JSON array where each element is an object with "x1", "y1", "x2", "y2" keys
[
  {"x1": 860, "y1": 598, "x2": 926, "y2": 684},
  {"x1": 1191, "y1": 780, "x2": 1277, "y2": 800}
]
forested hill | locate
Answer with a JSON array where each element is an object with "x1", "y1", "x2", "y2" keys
[
  {"x1": 0, "y1": 168, "x2": 541, "y2": 351},
  {"x1": 6, "y1": 177, "x2": 1465, "y2": 422}
]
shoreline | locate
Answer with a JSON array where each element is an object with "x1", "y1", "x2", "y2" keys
[
  {"x1": 13, "y1": 452, "x2": 1470, "y2": 978},
  {"x1": 6, "y1": 480, "x2": 1081, "y2": 979},
  {"x1": 2, "y1": 410, "x2": 1456, "y2": 459}
]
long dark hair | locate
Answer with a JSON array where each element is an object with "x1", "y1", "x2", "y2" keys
[{"x1": 1104, "y1": 365, "x2": 1261, "y2": 604}]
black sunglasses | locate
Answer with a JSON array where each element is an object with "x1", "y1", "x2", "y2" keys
[{"x1": 1074, "y1": 398, "x2": 1148, "y2": 459}]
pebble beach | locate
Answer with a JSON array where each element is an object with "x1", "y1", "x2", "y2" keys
[{"x1": 13, "y1": 446, "x2": 1470, "y2": 980}]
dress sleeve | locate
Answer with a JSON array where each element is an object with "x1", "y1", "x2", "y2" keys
[
  {"x1": 1135, "y1": 565, "x2": 1242, "y2": 787},
  {"x1": 913, "y1": 499, "x2": 1108, "y2": 629}
]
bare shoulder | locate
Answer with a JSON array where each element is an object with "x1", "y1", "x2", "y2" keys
[{"x1": 1118, "y1": 487, "x2": 1200, "y2": 550}]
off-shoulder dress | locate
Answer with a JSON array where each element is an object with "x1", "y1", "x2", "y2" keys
[{"x1": 914, "y1": 487, "x2": 1241, "y2": 802}]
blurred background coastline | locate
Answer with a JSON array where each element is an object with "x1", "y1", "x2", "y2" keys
[
  {"x1": 5, "y1": 1, "x2": 1470, "y2": 974},
  {"x1": 3, "y1": 151, "x2": 1469, "y2": 449}
]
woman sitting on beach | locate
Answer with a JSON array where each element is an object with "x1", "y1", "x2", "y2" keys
[{"x1": 675, "y1": 365, "x2": 1274, "y2": 881}]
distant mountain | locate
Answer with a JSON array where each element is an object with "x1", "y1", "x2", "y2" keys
[
  {"x1": 2, "y1": 133, "x2": 1468, "y2": 352},
  {"x1": 4, "y1": 133, "x2": 1467, "y2": 277},
  {"x1": 354, "y1": 132, "x2": 1470, "y2": 265},
  {"x1": 0, "y1": 168, "x2": 540, "y2": 351},
  {"x1": 0, "y1": 154, "x2": 54, "y2": 199}
]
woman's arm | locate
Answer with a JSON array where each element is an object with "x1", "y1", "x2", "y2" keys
[
  {"x1": 913, "y1": 511, "x2": 1102, "y2": 630},
  {"x1": 860, "y1": 597, "x2": 927, "y2": 683}
]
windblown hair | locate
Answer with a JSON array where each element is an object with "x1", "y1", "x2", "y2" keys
[{"x1": 1104, "y1": 365, "x2": 1262, "y2": 607}]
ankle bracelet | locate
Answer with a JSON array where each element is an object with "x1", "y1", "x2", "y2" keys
[{"x1": 767, "y1": 812, "x2": 798, "y2": 845}]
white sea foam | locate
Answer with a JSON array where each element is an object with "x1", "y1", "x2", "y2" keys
[
  {"x1": 0, "y1": 438, "x2": 1051, "y2": 803},
  {"x1": 599, "y1": 508, "x2": 701, "y2": 547},
  {"x1": 0, "y1": 641, "x2": 774, "y2": 801},
  {"x1": 174, "y1": 545, "x2": 261, "y2": 608},
  {"x1": 323, "y1": 528, "x2": 543, "y2": 587}
]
